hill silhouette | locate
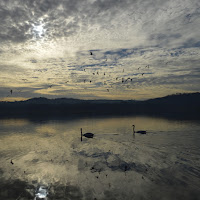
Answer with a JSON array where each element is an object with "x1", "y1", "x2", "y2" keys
[{"x1": 0, "y1": 93, "x2": 199, "y2": 117}]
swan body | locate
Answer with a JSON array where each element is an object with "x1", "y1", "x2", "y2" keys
[
  {"x1": 83, "y1": 132, "x2": 94, "y2": 138},
  {"x1": 132, "y1": 125, "x2": 146, "y2": 134},
  {"x1": 136, "y1": 130, "x2": 146, "y2": 134},
  {"x1": 81, "y1": 128, "x2": 94, "y2": 141}
]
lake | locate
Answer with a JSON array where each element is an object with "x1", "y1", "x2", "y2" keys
[{"x1": 0, "y1": 114, "x2": 200, "y2": 200}]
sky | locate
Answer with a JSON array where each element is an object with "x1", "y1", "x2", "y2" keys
[{"x1": 0, "y1": 0, "x2": 200, "y2": 101}]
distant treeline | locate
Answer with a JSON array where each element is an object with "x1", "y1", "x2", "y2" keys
[{"x1": 0, "y1": 93, "x2": 200, "y2": 117}]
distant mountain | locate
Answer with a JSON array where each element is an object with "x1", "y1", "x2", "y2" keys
[
  {"x1": 22, "y1": 97, "x2": 82, "y2": 104},
  {"x1": 145, "y1": 92, "x2": 200, "y2": 105},
  {"x1": 0, "y1": 93, "x2": 199, "y2": 117},
  {"x1": 6, "y1": 97, "x2": 135, "y2": 105}
]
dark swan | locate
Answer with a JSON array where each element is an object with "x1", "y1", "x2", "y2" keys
[
  {"x1": 132, "y1": 125, "x2": 146, "y2": 134},
  {"x1": 81, "y1": 128, "x2": 94, "y2": 141}
]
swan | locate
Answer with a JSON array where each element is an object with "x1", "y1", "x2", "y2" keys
[
  {"x1": 132, "y1": 125, "x2": 146, "y2": 134},
  {"x1": 81, "y1": 128, "x2": 94, "y2": 141}
]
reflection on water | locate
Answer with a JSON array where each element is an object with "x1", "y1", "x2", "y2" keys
[{"x1": 0, "y1": 115, "x2": 200, "y2": 199}]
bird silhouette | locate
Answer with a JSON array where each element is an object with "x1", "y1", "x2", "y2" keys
[
  {"x1": 84, "y1": 132, "x2": 94, "y2": 138},
  {"x1": 81, "y1": 128, "x2": 94, "y2": 141},
  {"x1": 132, "y1": 125, "x2": 146, "y2": 134},
  {"x1": 90, "y1": 51, "x2": 93, "y2": 55},
  {"x1": 145, "y1": 65, "x2": 150, "y2": 68},
  {"x1": 11, "y1": 160, "x2": 14, "y2": 165},
  {"x1": 125, "y1": 78, "x2": 130, "y2": 82}
]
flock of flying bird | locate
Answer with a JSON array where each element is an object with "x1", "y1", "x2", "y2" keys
[
  {"x1": 7, "y1": 51, "x2": 151, "y2": 97},
  {"x1": 85, "y1": 51, "x2": 150, "y2": 92}
]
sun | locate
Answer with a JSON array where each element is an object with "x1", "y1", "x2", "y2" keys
[{"x1": 32, "y1": 22, "x2": 46, "y2": 38}]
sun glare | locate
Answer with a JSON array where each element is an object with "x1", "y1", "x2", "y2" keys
[{"x1": 32, "y1": 22, "x2": 46, "y2": 38}]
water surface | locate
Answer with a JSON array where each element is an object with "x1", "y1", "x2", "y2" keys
[{"x1": 0, "y1": 115, "x2": 200, "y2": 199}]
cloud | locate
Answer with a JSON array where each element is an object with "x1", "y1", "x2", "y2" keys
[
  {"x1": 0, "y1": 0, "x2": 199, "y2": 50},
  {"x1": 0, "y1": 0, "x2": 200, "y2": 100}
]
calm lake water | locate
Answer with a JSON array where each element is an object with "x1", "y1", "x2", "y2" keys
[{"x1": 0, "y1": 115, "x2": 200, "y2": 200}]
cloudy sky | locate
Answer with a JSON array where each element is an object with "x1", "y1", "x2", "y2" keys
[{"x1": 0, "y1": 0, "x2": 199, "y2": 101}]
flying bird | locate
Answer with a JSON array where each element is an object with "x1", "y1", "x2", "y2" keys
[
  {"x1": 125, "y1": 78, "x2": 130, "y2": 82},
  {"x1": 145, "y1": 65, "x2": 150, "y2": 68}
]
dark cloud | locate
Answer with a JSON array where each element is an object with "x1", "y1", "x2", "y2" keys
[
  {"x1": 150, "y1": 33, "x2": 182, "y2": 41},
  {"x1": 30, "y1": 59, "x2": 37, "y2": 63},
  {"x1": 0, "y1": 0, "x2": 141, "y2": 43},
  {"x1": 181, "y1": 38, "x2": 200, "y2": 48},
  {"x1": 140, "y1": 73, "x2": 200, "y2": 88},
  {"x1": 0, "y1": 0, "x2": 199, "y2": 48}
]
